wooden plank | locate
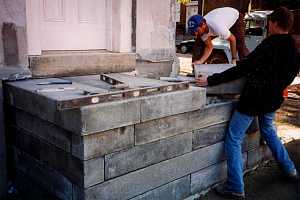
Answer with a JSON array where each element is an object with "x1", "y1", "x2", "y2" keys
[{"x1": 56, "y1": 82, "x2": 189, "y2": 110}]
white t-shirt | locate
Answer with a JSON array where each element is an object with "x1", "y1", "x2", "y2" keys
[{"x1": 201, "y1": 7, "x2": 239, "y2": 41}]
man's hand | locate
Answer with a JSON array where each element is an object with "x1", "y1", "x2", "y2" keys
[
  {"x1": 192, "y1": 60, "x2": 204, "y2": 65},
  {"x1": 195, "y1": 74, "x2": 208, "y2": 87}
]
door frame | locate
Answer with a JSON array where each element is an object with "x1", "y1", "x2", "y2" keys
[{"x1": 26, "y1": 0, "x2": 133, "y2": 56}]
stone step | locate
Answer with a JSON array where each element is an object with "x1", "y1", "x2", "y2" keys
[{"x1": 28, "y1": 51, "x2": 136, "y2": 78}]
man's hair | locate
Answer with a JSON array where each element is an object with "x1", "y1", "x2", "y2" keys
[{"x1": 269, "y1": 7, "x2": 294, "y2": 32}]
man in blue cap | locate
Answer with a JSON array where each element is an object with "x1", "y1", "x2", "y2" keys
[{"x1": 188, "y1": 7, "x2": 249, "y2": 65}]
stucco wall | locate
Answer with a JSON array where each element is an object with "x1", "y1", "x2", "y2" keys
[
  {"x1": 0, "y1": 0, "x2": 27, "y2": 67},
  {"x1": 136, "y1": 0, "x2": 176, "y2": 62}
]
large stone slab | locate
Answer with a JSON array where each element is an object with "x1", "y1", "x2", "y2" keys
[
  {"x1": 192, "y1": 123, "x2": 227, "y2": 150},
  {"x1": 11, "y1": 127, "x2": 104, "y2": 188},
  {"x1": 85, "y1": 142, "x2": 224, "y2": 200},
  {"x1": 105, "y1": 132, "x2": 192, "y2": 180},
  {"x1": 135, "y1": 102, "x2": 233, "y2": 145},
  {"x1": 29, "y1": 52, "x2": 136, "y2": 78},
  {"x1": 72, "y1": 126, "x2": 134, "y2": 160},
  {"x1": 140, "y1": 86, "x2": 206, "y2": 122},
  {"x1": 191, "y1": 154, "x2": 247, "y2": 194},
  {"x1": 130, "y1": 176, "x2": 190, "y2": 200},
  {"x1": 194, "y1": 64, "x2": 245, "y2": 94}
]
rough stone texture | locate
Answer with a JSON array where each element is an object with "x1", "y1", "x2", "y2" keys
[
  {"x1": 191, "y1": 154, "x2": 247, "y2": 194},
  {"x1": 135, "y1": 102, "x2": 233, "y2": 145},
  {"x1": 105, "y1": 132, "x2": 192, "y2": 180},
  {"x1": 243, "y1": 132, "x2": 261, "y2": 152},
  {"x1": 0, "y1": 0, "x2": 28, "y2": 67},
  {"x1": 85, "y1": 142, "x2": 224, "y2": 200},
  {"x1": 140, "y1": 86, "x2": 206, "y2": 122},
  {"x1": 29, "y1": 52, "x2": 136, "y2": 78},
  {"x1": 136, "y1": 0, "x2": 176, "y2": 62},
  {"x1": 191, "y1": 161, "x2": 227, "y2": 194},
  {"x1": 8, "y1": 107, "x2": 72, "y2": 153},
  {"x1": 130, "y1": 176, "x2": 191, "y2": 200},
  {"x1": 135, "y1": 60, "x2": 172, "y2": 79},
  {"x1": 72, "y1": 126, "x2": 134, "y2": 160},
  {"x1": 80, "y1": 99, "x2": 140, "y2": 134},
  {"x1": 11, "y1": 127, "x2": 104, "y2": 188},
  {"x1": 2, "y1": 23, "x2": 19, "y2": 65},
  {"x1": 192, "y1": 123, "x2": 227, "y2": 150},
  {"x1": 247, "y1": 148, "x2": 261, "y2": 169},
  {"x1": 14, "y1": 148, "x2": 73, "y2": 200}
]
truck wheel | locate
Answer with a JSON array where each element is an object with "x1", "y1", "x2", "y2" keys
[{"x1": 180, "y1": 45, "x2": 188, "y2": 54}]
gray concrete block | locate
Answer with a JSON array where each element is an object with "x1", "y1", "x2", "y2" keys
[
  {"x1": 135, "y1": 112, "x2": 190, "y2": 145},
  {"x1": 191, "y1": 154, "x2": 247, "y2": 194},
  {"x1": 192, "y1": 123, "x2": 227, "y2": 150},
  {"x1": 189, "y1": 102, "x2": 234, "y2": 130},
  {"x1": 84, "y1": 157, "x2": 104, "y2": 188},
  {"x1": 10, "y1": 107, "x2": 72, "y2": 153},
  {"x1": 29, "y1": 52, "x2": 136, "y2": 78},
  {"x1": 194, "y1": 64, "x2": 245, "y2": 94},
  {"x1": 191, "y1": 161, "x2": 227, "y2": 193},
  {"x1": 140, "y1": 86, "x2": 206, "y2": 122},
  {"x1": 14, "y1": 148, "x2": 73, "y2": 200},
  {"x1": 80, "y1": 99, "x2": 140, "y2": 134},
  {"x1": 11, "y1": 127, "x2": 104, "y2": 188},
  {"x1": 105, "y1": 132, "x2": 192, "y2": 180},
  {"x1": 85, "y1": 142, "x2": 224, "y2": 200},
  {"x1": 135, "y1": 102, "x2": 233, "y2": 145},
  {"x1": 130, "y1": 176, "x2": 190, "y2": 200},
  {"x1": 72, "y1": 126, "x2": 134, "y2": 160}
]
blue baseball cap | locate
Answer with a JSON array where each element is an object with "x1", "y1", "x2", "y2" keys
[{"x1": 188, "y1": 15, "x2": 204, "y2": 35}]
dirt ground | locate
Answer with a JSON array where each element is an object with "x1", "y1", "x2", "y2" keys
[{"x1": 195, "y1": 83, "x2": 300, "y2": 200}]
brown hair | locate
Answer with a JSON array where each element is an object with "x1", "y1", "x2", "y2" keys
[{"x1": 269, "y1": 7, "x2": 294, "y2": 32}]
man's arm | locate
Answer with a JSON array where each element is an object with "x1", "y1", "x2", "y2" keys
[
  {"x1": 192, "y1": 37, "x2": 213, "y2": 65},
  {"x1": 196, "y1": 38, "x2": 273, "y2": 87},
  {"x1": 227, "y1": 34, "x2": 237, "y2": 64}
]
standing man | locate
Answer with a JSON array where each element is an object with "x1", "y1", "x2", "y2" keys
[
  {"x1": 196, "y1": 7, "x2": 299, "y2": 199},
  {"x1": 188, "y1": 7, "x2": 249, "y2": 65}
]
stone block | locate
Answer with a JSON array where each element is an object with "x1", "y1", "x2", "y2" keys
[
  {"x1": 11, "y1": 127, "x2": 104, "y2": 188},
  {"x1": 105, "y1": 132, "x2": 192, "y2": 180},
  {"x1": 191, "y1": 154, "x2": 247, "y2": 194},
  {"x1": 9, "y1": 107, "x2": 72, "y2": 153},
  {"x1": 72, "y1": 126, "x2": 134, "y2": 160},
  {"x1": 140, "y1": 86, "x2": 206, "y2": 122},
  {"x1": 130, "y1": 176, "x2": 190, "y2": 200},
  {"x1": 14, "y1": 148, "x2": 73, "y2": 200},
  {"x1": 29, "y1": 52, "x2": 136, "y2": 78},
  {"x1": 188, "y1": 102, "x2": 234, "y2": 130},
  {"x1": 80, "y1": 99, "x2": 140, "y2": 134},
  {"x1": 194, "y1": 64, "x2": 245, "y2": 94},
  {"x1": 85, "y1": 142, "x2": 224, "y2": 200},
  {"x1": 135, "y1": 102, "x2": 233, "y2": 145},
  {"x1": 192, "y1": 123, "x2": 227, "y2": 150},
  {"x1": 243, "y1": 132, "x2": 260, "y2": 152},
  {"x1": 191, "y1": 161, "x2": 227, "y2": 194}
]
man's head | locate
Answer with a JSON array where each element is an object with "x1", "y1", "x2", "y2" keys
[
  {"x1": 188, "y1": 15, "x2": 208, "y2": 37},
  {"x1": 268, "y1": 7, "x2": 294, "y2": 35}
]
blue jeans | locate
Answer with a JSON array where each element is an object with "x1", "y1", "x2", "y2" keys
[{"x1": 225, "y1": 110, "x2": 296, "y2": 193}]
